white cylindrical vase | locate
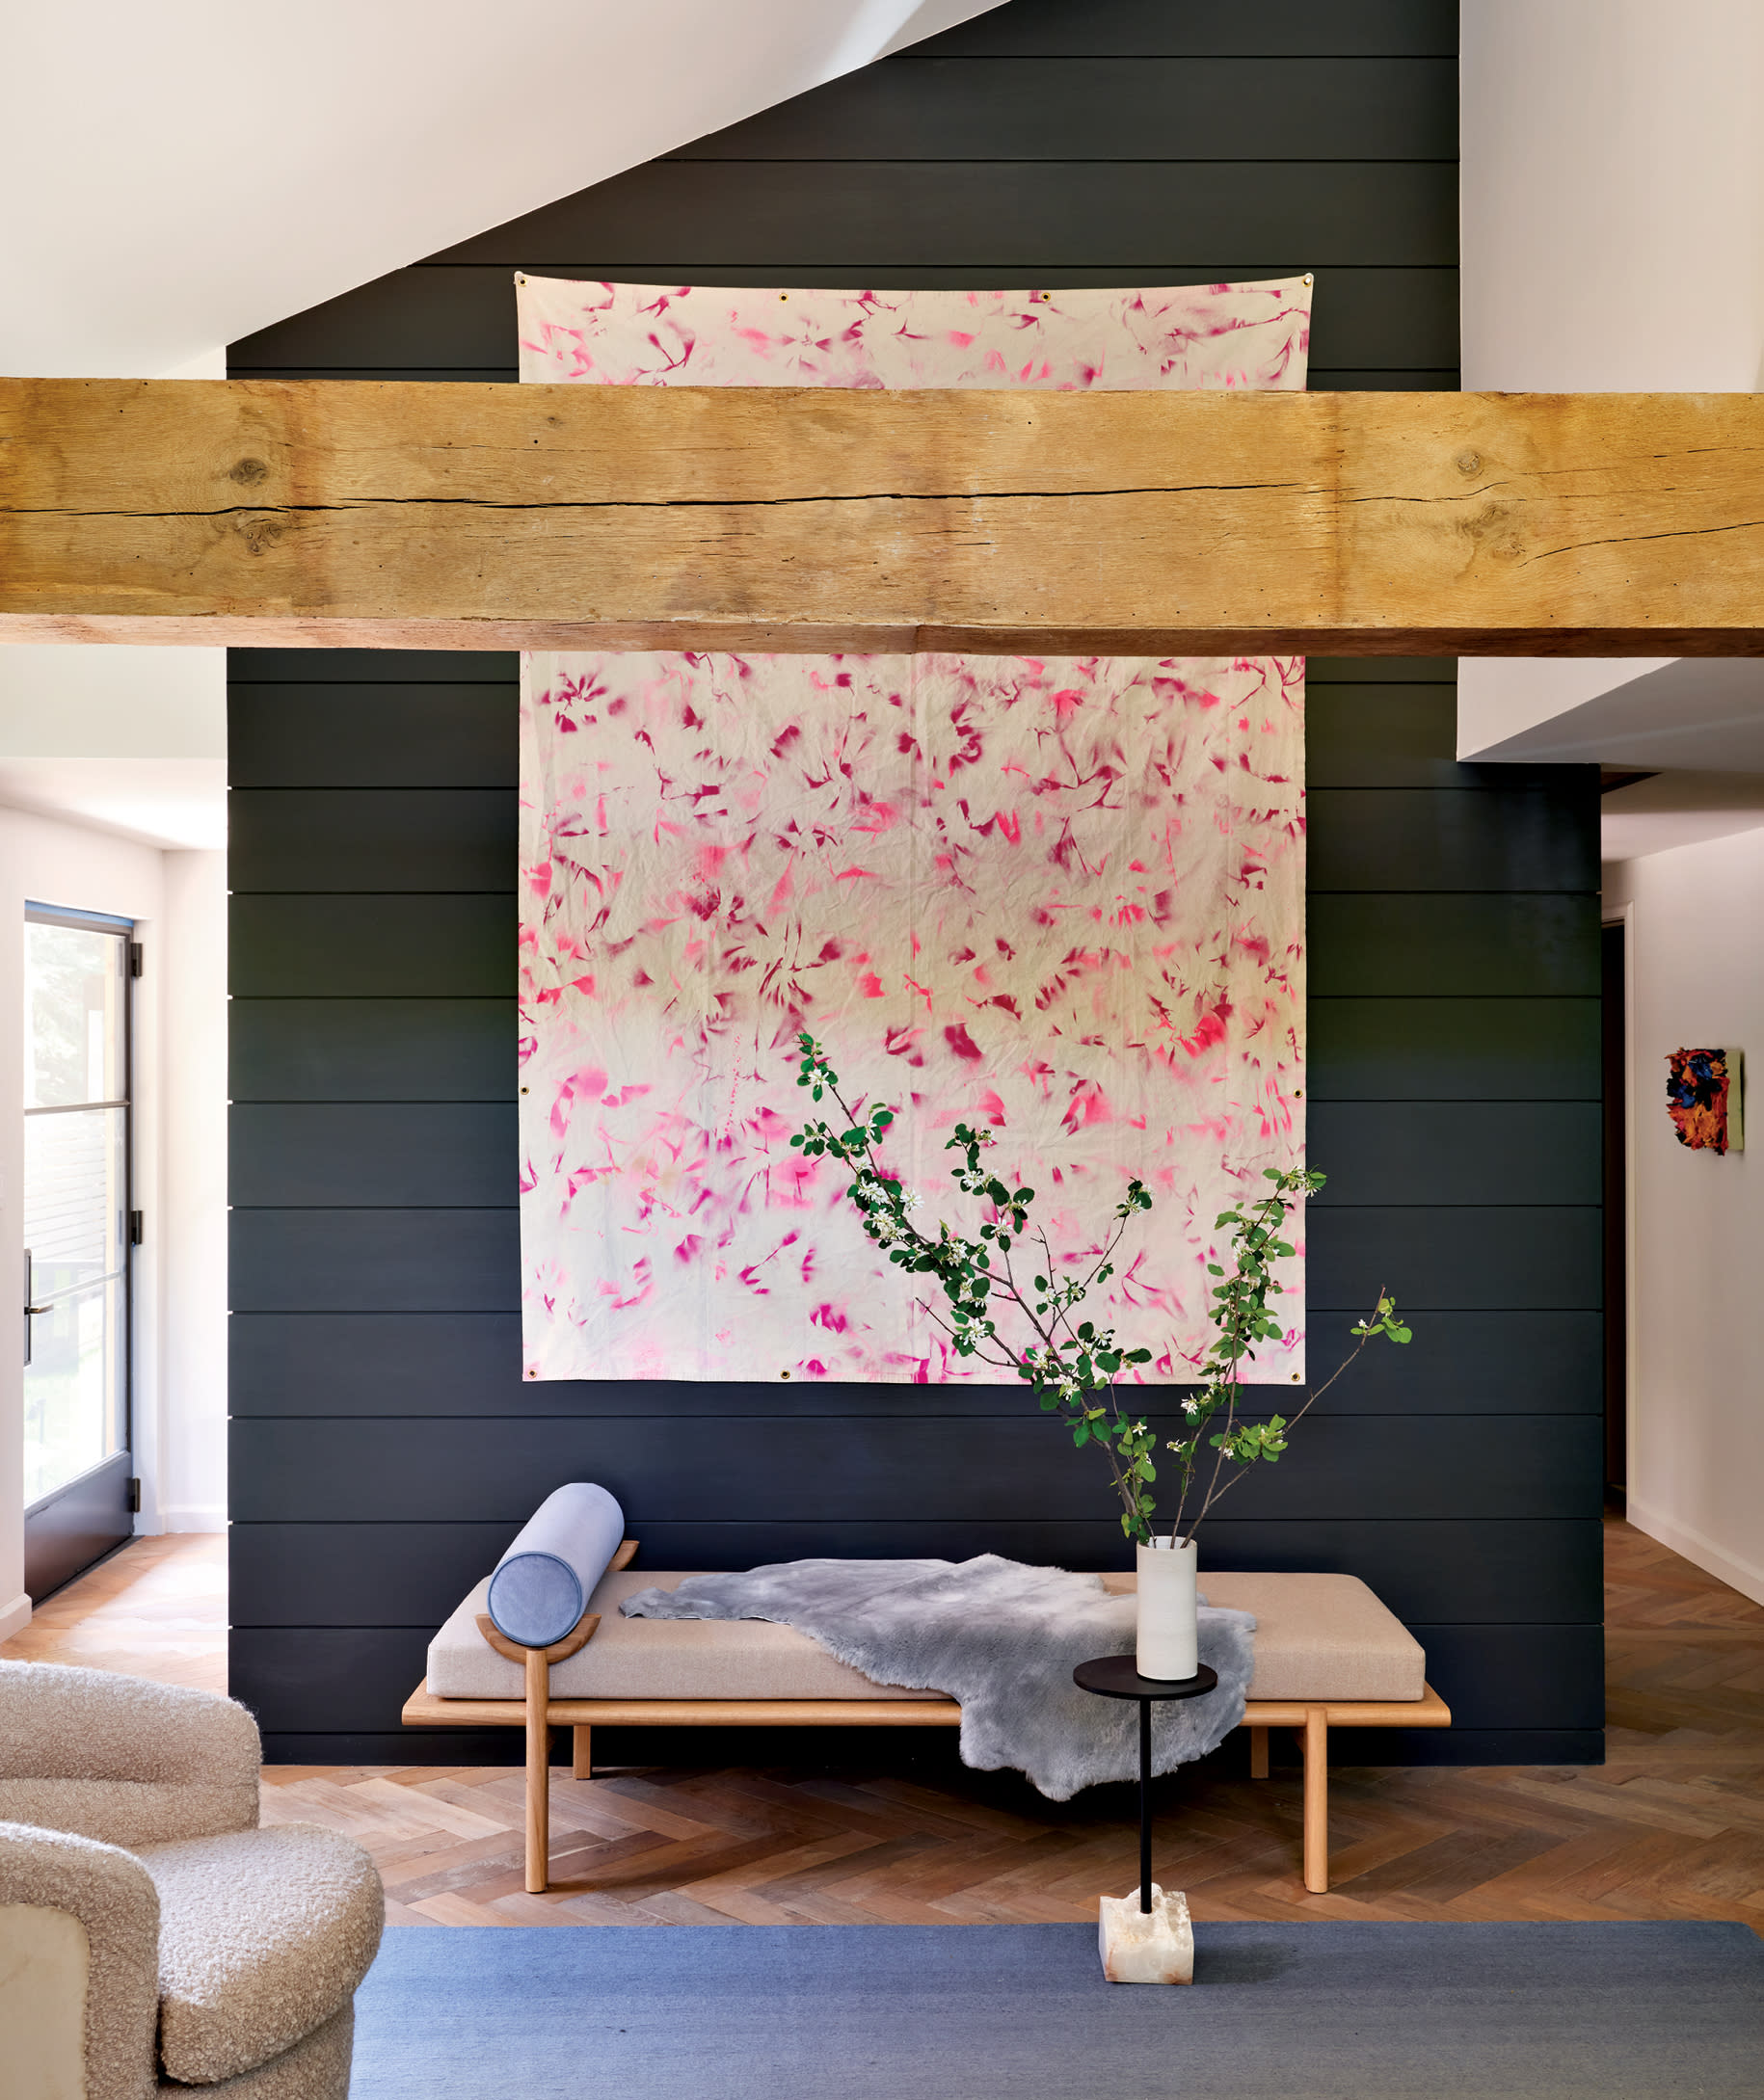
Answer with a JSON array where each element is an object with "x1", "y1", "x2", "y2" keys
[{"x1": 1136, "y1": 1538, "x2": 1199, "y2": 1681}]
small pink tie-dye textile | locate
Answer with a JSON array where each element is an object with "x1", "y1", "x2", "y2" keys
[{"x1": 516, "y1": 278, "x2": 1312, "y2": 1386}]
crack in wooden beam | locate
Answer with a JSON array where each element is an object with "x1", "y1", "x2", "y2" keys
[
  {"x1": 10, "y1": 479, "x2": 1314, "y2": 520},
  {"x1": 6, "y1": 379, "x2": 1764, "y2": 654}
]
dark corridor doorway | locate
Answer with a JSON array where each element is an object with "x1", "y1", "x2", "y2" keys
[{"x1": 1602, "y1": 920, "x2": 1627, "y2": 1500}]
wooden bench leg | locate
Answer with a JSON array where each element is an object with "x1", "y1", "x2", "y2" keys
[
  {"x1": 524, "y1": 1647, "x2": 549, "y2": 1895},
  {"x1": 1301, "y1": 1706, "x2": 1328, "y2": 1894},
  {"x1": 1248, "y1": 1724, "x2": 1270, "y2": 1779},
  {"x1": 573, "y1": 1724, "x2": 594, "y2": 1780},
  {"x1": 472, "y1": 1607, "x2": 599, "y2": 1897}
]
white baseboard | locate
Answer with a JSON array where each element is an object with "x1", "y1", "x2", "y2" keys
[
  {"x1": 1626, "y1": 1498, "x2": 1764, "y2": 1608},
  {"x1": 0, "y1": 1592, "x2": 31, "y2": 1641},
  {"x1": 160, "y1": 1505, "x2": 227, "y2": 1534}
]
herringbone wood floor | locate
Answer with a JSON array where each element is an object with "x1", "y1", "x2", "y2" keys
[
  {"x1": 8, "y1": 1521, "x2": 1760, "y2": 1929},
  {"x1": 0, "y1": 1531, "x2": 226, "y2": 1689}
]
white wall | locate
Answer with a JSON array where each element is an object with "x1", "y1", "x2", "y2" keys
[
  {"x1": 1458, "y1": 0, "x2": 1764, "y2": 752},
  {"x1": 1461, "y1": 0, "x2": 1764, "y2": 395},
  {"x1": 0, "y1": 637, "x2": 231, "y2": 1632},
  {"x1": 0, "y1": 811, "x2": 228, "y2": 1636},
  {"x1": 157, "y1": 851, "x2": 227, "y2": 1533},
  {"x1": 1605, "y1": 836, "x2": 1764, "y2": 1605},
  {"x1": 0, "y1": 811, "x2": 164, "y2": 1639}
]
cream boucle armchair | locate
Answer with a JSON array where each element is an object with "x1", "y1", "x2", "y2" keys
[{"x1": 0, "y1": 1661, "x2": 383, "y2": 2099}]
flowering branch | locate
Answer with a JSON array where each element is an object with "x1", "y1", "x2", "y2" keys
[
  {"x1": 1165, "y1": 1168, "x2": 1410, "y2": 1542},
  {"x1": 788, "y1": 1032, "x2": 1410, "y2": 1548}
]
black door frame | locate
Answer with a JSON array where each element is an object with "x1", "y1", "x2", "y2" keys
[
  {"x1": 22, "y1": 902, "x2": 137, "y2": 1602},
  {"x1": 1600, "y1": 912, "x2": 1630, "y2": 1502}
]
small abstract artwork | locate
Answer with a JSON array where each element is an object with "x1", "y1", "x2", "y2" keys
[{"x1": 1666, "y1": 1048, "x2": 1744, "y2": 1154}]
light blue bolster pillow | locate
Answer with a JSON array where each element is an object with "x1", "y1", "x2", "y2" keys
[{"x1": 486, "y1": 1482, "x2": 625, "y2": 1648}]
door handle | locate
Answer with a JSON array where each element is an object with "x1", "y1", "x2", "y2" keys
[{"x1": 22, "y1": 1248, "x2": 56, "y2": 1365}]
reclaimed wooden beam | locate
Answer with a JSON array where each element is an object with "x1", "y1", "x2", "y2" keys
[{"x1": 6, "y1": 378, "x2": 1764, "y2": 653}]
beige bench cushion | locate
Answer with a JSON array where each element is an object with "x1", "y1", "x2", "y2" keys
[
  {"x1": 427, "y1": 1567, "x2": 1426, "y2": 1706},
  {"x1": 427, "y1": 1571, "x2": 951, "y2": 1702},
  {"x1": 1103, "y1": 1571, "x2": 1427, "y2": 1702}
]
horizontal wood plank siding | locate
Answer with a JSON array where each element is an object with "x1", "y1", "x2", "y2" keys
[
  {"x1": 232, "y1": 265, "x2": 1458, "y2": 381},
  {"x1": 228, "y1": 1310, "x2": 1599, "y2": 1422},
  {"x1": 229, "y1": 1, "x2": 1601, "y2": 1765},
  {"x1": 230, "y1": 1519, "x2": 1603, "y2": 1631},
  {"x1": 229, "y1": 1414, "x2": 1600, "y2": 1526},
  {"x1": 911, "y1": 2, "x2": 1458, "y2": 60},
  {"x1": 421, "y1": 164, "x2": 1458, "y2": 270}
]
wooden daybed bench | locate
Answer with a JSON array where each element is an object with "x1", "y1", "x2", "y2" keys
[{"x1": 403, "y1": 1553, "x2": 1450, "y2": 1897}]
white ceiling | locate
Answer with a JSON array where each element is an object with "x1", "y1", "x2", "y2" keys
[
  {"x1": 11, "y1": 2, "x2": 1759, "y2": 864},
  {"x1": 0, "y1": 646, "x2": 226, "y2": 848},
  {"x1": 0, "y1": 758, "x2": 227, "y2": 851},
  {"x1": 0, "y1": 0, "x2": 1001, "y2": 850},
  {"x1": 1600, "y1": 770, "x2": 1764, "y2": 865},
  {"x1": 1465, "y1": 660, "x2": 1764, "y2": 774},
  {"x1": 0, "y1": 0, "x2": 1002, "y2": 381},
  {"x1": 1457, "y1": 658, "x2": 1764, "y2": 864}
]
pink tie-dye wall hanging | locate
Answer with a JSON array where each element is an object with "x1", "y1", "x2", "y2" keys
[{"x1": 516, "y1": 277, "x2": 1312, "y2": 1387}]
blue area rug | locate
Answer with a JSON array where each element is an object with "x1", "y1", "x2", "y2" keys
[{"x1": 353, "y1": 1921, "x2": 1763, "y2": 2099}]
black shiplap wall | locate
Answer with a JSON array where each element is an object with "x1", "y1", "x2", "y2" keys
[{"x1": 228, "y1": 0, "x2": 1605, "y2": 1765}]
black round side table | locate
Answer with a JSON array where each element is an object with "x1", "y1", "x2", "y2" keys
[{"x1": 1074, "y1": 1655, "x2": 1218, "y2": 1915}]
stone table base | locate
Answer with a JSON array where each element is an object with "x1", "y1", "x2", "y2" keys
[{"x1": 1098, "y1": 1883, "x2": 1194, "y2": 1984}]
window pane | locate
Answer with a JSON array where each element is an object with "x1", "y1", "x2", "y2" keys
[
  {"x1": 24, "y1": 1107, "x2": 126, "y2": 1299},
  {"x1": 25, "y1": 921, "x2": 125, "y2": 1108},
  {"x1": 23, "y1": 1278, "x2": 124, "y2": 1506}
]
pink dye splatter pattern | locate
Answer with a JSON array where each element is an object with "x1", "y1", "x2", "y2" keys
[
  {"x1": 516, "y1": 278, "x2": 1311, "y2": 1385},
  {"x1": 517, "y1": 276, "x2": 1312, "y2": 391}
]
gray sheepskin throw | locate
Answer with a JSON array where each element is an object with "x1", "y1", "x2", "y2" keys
[{"x1": 622, "y1": 1556, "x2": 1254, "y2": 1801}]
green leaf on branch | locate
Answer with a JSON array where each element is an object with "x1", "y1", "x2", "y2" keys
[{"x1": 785, "y1": 1034, "x2": 1407, "y2": 1555}]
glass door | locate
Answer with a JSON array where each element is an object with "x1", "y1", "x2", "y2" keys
[{"x1": 22, "y1": 907, "x2": 134, "y2": 1600}]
